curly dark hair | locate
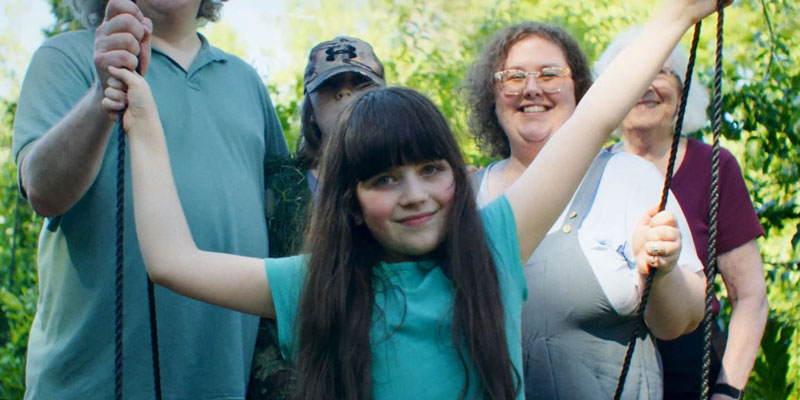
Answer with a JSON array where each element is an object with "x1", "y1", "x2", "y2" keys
[
  {"x1": 463, "y1": 22, "x2": 593, "y2": 158},
  {"x1": 196, "y1": 0, "x2": 226, "y2": 23}
]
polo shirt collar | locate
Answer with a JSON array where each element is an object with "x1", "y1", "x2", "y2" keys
[
  {"x1": 195, "y1": 33, "x2": 229, "y2": 65},
  {"x1": 151, "y1": 33, "x2": 229, "y2": 74}
]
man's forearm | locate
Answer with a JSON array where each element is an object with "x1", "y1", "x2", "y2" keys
[{"x1": 21, "y1": 82, "x2": 115, "y2": 217}]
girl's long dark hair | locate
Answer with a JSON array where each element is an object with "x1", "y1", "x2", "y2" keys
[{"x1": 294, "y1": 87, "x2": 520, "y2": 400}]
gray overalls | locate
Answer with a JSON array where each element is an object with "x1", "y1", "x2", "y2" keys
[{"x1": 522, "y1": 151, "x2": 662, "y2": 399}]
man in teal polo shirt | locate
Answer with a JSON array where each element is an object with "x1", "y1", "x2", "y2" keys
[{"x1": 12, "y1": 0, "x2": 288, "y2": 398}]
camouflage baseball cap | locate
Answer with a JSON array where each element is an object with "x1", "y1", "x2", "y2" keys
[{"x1": 303, "y1": 36, "x2": 385, "y2": 94}]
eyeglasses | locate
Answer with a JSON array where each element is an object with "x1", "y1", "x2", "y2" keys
[{"x1": 494, "y1": 67, "x2": 572, "y2": 96}]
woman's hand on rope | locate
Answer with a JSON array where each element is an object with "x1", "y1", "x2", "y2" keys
[
  {"x1": 102, "y1": 66, "x2": 160, "y2": 136},
  {"x1": 632, "y1": 207, "x2": 681, "y2": 277}
]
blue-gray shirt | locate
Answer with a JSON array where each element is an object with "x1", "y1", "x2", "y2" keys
[{"x1": 13, "y1": 30, "x2": 288, "y2": 399}]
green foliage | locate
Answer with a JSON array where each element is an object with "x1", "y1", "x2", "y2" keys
[
  {"x1": 43, "y1": 0, "x2": 82, "y2": 36},
  {"x1": 747, "y1": 313, "x2": 796, "y2": 399},
  {"x1": 716, "y1": 1, "x2": 800, "y2": 395},
  {"x1": 0, "y1": 1, "x2": 73, "y2": 395},
  {"x1": 269, "y1": 77, "x2": 304, "y2": 154},
  {"x1": 0, "y1": 100, "x2": 42, "y2": 398},
  {"x1": 264, "y1": 157, "x2": 311, "y2": 258}
]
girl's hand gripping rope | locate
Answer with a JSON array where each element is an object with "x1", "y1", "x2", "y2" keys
[
  {"x1": 103, "y1": 66, "x2": 161, "y2": 138},
  {"x1": 95, "y1": 0, "x2": 153, "y2": 119}
]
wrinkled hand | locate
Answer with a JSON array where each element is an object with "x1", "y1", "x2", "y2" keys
[
  {"x1": 95, "y1": 0, "x2": 152, "y2": 115},
  {"x1": 102, "y1": 66, "x2": 158, "y2": 132},
  {"x1": 632, "y1": 207, "x2": 681, "y2": 276}
]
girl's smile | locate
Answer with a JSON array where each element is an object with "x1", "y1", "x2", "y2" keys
[
  {"x1": 397, "y1": 211, "x2": 435, "y2": 227},
  {"x1": 356, "y1": 161, "x2": 455, "y2": 262}
]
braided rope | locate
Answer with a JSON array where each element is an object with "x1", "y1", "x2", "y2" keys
[
  {"x1": 114, "y1": 118, "x2": 125, "y2": 400},
  {"x1": 613, "y1": 23, "x2": 704, "y2": 400},
  {"x1": 701, "y1": 2, "x2": 726, "y2": 398},
  {"x1": 147, "y1": 278, "x2": 163, "y2": 399},
  {"x1": 115, "y1": 118, "x2": 163, "y2": 400},
  {"x1": 114, "y1": 58, "x2": 162, "y2": 399}
]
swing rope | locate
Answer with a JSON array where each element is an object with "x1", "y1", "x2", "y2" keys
[
  {"x1": 701, "y1": 1, "x2": 725, "y2": 398},
  {"x1": 114, "y1": 118, "x2": 125, "y2": 400},
  {"x1": 614, "y1": 4, "x2": 725, "y2": 395},
  {"x1": 147, "y1": 275, "x2": 163, "y2": 400},
  {"x1": 114, "y1": 58, "x2": 163, "y2": 400}
]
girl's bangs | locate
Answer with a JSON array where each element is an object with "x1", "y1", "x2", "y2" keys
[{"x1": 342, "y1": 89, "x2": 452, "y2": 182}]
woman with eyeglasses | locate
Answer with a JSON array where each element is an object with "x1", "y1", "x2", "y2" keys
[{"x1": 464, "y1": 22, "x2": 707, "y2": 399}]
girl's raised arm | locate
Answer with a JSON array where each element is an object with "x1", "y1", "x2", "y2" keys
[
  {"x1": 506, "y1": 0, "x2": 726, "y2": 260},
  {"x1": 105, "y1": 66, "x2": 276, "y2": 318}
]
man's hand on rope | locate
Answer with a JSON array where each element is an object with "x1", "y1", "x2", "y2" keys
[
  {"x1": 632, "y1": 206, "x2": 681, "y2": 277},
  {"x1": 95, "y1": 0, "x2": 152, "y2": 117}
]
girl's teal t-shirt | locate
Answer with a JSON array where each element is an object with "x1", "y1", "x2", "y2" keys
[{"x1": 267, "y1": 195, "x2": 526, "y2": 399}]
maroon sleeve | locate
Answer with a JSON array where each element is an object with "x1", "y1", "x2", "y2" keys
[
  {"x1": 715, "y1": 147, "x2": 764, "y2": 254},
  {"x1": 671, "y1": 139, "x2": 763, "y2": 265}
]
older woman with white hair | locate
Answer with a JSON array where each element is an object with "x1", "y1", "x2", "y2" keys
[{"x1": 596, "y1": 28, "x2": 767, "y2": 400}]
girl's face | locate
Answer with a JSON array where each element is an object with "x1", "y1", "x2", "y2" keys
[
  {"x1": 494, "y1": 36, "x2": 576, "y2": 162},
  {"x1": 310, "y1": 72, "x2": 378, "y2": 137},
  {"x1": 621, "y1": 64, "x2": 682, "y2": 136},
  {"x1": 355, "y1": 160, "x2": 455, "y2": 262}
]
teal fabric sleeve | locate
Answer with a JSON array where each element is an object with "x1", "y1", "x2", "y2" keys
[
  {"x1": 265, "y1": 255, "x2": 307, "y2": 360},
  {"x1": 481, "y1": 194, "x2": 527, "y2": 301}
]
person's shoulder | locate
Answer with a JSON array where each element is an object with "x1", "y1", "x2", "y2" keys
[
  {"x1": 686, "y1": 137, "x2": 710, "y2": 153},
  {"x1": 40, "y1": 29, "x2": 95, "y2": 50},
  {"x1": 479, "y1": 194, "x2": 512, "y2": 226},
  {"x1": 205, "y1": 40, "x2": 260, "y2": 76},
  {"x1": 213, "y1": 47, "x2": 250, "y2": 68},
  {"x1": 29, "y1": 29, "x2": 95, "y2": 66},
  {"x1": 599, "y1": 151, "x2": 664, "y2": 198},
  {"x1": 267, "y1": 254, "x2": 309, "y2": 281},
  {"x1": 605, "y1": 151, "x2": 661, "y2": 177},
  {"x1": 718, "y1": 145, "x2": 739, "y2": 164},
  {"x1": 607, "y1": 150, "x2": 646, "y2": 165},
  {"x1": 686, "y1": 138, "x2": 740, "y2": 167}
]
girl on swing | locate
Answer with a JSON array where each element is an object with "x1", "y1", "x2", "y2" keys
[{"x1": 102, "y1": 1, "x2": 726, "y2": 398}]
